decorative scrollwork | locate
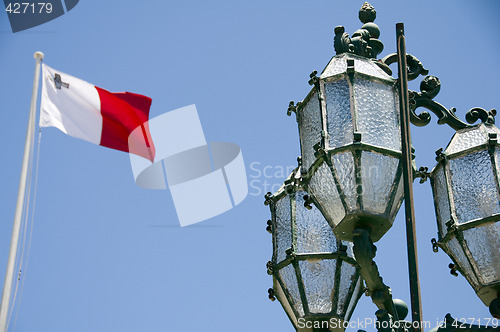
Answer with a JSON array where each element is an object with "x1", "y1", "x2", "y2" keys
[
  {"x1": 466, "y1": 108, "x2": 496, "y2": 125},
  {"x1": 431, "y1": 238, "x2": 440, "y2": 253},
  {"x1": 266, "y1": 220, "x2": 272, "y2": 234},
  {"x1": 267, "y1": 288, "x2": 276, "y2": 301},
  {"x1": 448, "y1": 263, "x2": 458, "y2": 277},
  {"x1": 287, "y1": 101, "x2": 297, "y2": 117},
  {"x1": 266, "y1": 261, "x2": 274, "y2": 275},
  {"x1": 302, "y1": 194, "x2": 313, "y2": 210},
  {"x1": 264, "y1": 192, "x2": 272, "y2": 206},
  {"x1": 408, "y1": 75, "x2": 496, "y2": 131},
  {"x1": 415, "y1": 166, "x2": 430, "y2": 184},
  {"x1": 308, "y1": 70, "x2": 319, "y2": 86},
  {"x1": 380, "y1": 53, "x2": 429, "y2": 81}
]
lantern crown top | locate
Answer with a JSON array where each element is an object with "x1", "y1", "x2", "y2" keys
[
  {"x1": 334, "y1": 2, "x2": 383, "y2": 59},
  {"x1": 359, "y1": 2, "x2": 376, "y2": 23},
  {"x1": 437, "y1": 122, "x2": 500, "y2": 159}
]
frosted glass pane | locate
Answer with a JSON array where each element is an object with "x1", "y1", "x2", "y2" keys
[
  {"x1": 354, "y1": 79, "x2": 400, "y2": 151},
  {"x1": 486, "y1": 124, "x2": 500, "y2": 137},
  {"x1": 325, "y1": 80, "x2": 353, "y2": 149},
  {"x1": 337, "y1": 262, "x2": 357, "y2": 316},
  {"x1": 446, "y1": 126, "x2": 488, "y2": 155},
  {"x1": 332, "y1": 152, "x2": 357, "y2": 211},
  {"x1": 307, "y1": 162, "x2": 346, "y2": 228},
  {"x1": 433, "y1": 165, "x2": 451, "y2": 236},
  {"x1": 345, "y1": 278, "x2": 361, "y2": 320},
  {"x1": 298, "y1": 91, "x2": 322, "y2": 171},
  {"x1": 449, "y1": 150, "x2": 500, "y2": 223},
  {"x1": 275, "y1": 196, "x2": 292, "y2": 263},
  {"x1": 295, "y1": 191, "x2": 337, "y2": 254},
  {"x1": 299, "y1": 259, "x2": 336, "y2": 314},
  {"x1": 321, "y1": 54, "x2": 347, "y2": 78},
  {"x1": 390, "y1": 177, "x2": 404, "y2": 219},
  {"x1": 463, "y1": 223, "x2": 500, "y2": 284},
  {"x1": 361, "y1": 152, "x2": 398, "y2": 214},
  {"x1": 280, "y1": 264, "x2": 304, "y2": 316},
  {"x1": 446, "y1": 236, "x2": 479, "y2": 288},
  {"x1": 354, "y1": 58, "x2": 392, "y2": 80},
  {"x1": 496, "y1": 149, "x2": 500, "y2": 194}
]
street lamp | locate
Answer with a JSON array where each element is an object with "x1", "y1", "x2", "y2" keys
[
  {"x1": 265, "y1": 167, "x2": 364, "y2": 331},
  {"x1": 430, "y1": 121, "x2": 500, "y2": 318},
  {"x1": 266, "y1": 2, "x2": 500, "y2": 331}
]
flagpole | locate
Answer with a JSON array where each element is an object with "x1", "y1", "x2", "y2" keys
[{"x1": 0, "y1": 51, "x2": 44, "y2": 332}]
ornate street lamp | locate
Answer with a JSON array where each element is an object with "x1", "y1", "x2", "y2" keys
[
  {"x1": 294, "y1": 47, "x2": 404, "y2": 243},
  {"x1": 265, "y1": 168, "x2": 364, "y2": 330},
  {"x1": 266, "y1": 2, "x2": 500, "y2": 331},
  {"x1": 430, "y1": 121, "x2": 500, "y2": 318}
]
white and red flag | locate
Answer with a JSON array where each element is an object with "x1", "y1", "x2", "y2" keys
[{"x1": 40, "y1": 64, "x2": 155, "y2": 162}]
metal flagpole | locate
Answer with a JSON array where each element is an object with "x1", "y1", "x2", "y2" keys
[{"x1": 0, "y1": 51, "x2": 44, "y2": 332}]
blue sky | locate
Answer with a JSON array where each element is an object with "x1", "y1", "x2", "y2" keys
[{"x1": 0, "y1": 1, "x2": 499, "y2": 331}]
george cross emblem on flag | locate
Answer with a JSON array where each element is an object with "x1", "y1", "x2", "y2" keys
[{"x1": 53, "y1": 73, "x2": 69, "y2": 89}]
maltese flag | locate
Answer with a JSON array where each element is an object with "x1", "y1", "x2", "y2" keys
[{"x1": 39, "y1": 64, "x2": 155, "y2": 162}]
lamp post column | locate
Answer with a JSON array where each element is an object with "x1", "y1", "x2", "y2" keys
[{"x1": 396, "y1": 23, "x2": 423, "y2": 332}]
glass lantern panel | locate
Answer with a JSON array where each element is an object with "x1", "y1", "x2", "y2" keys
[
  {"x1": 433, "y1": 165, "x2": 451, "y2": 237},
  {"x1": 307, "y1": 162, "x2": 346, "y2": 228},
  {"x1": 325, "y1": 79, "x2": 353, "y2": 149},
  {"x1": 463, "y1": 223, "x2": 500, "y2": 285},
  {"x1": 354, "y1": 78, "x2": 401, "y2": 151},
  {"x1": 449, "y1": 150, "x2": 500, "y2": 224},
  {"x1": 275, "y1": 195, "x2": 292, "y2": 263},
  {"x1": 298, "y1": 91, "x2": 322, "y2": 172},
  {"x1": 445, "y1": 236, "x2": 479, "y2": 288},
  {"x1": 320, "y1": 54, "x2": 348, "y2": 79},
  {"x1": 495, "y1": 149, "x2": 500, "y2": 191},
  {"x1": 445, "y1": 126, "x2": 488, "y2": 155},
  {"x1": 299, "y1": 259, "x2": 336, "y2": 314},
  {"x1": 486, "y1": 124, "x2": 500, "y2": 135},
  {"x1": 390, "y1": 176, "x2": 404, "y2": 219},
  {"x1": 361, "y1": 152, "x2": 398, "y2": 215},
  {"x1": 336, "y1": 261, "x2": 357, "y2": 316},
  {"x1": 295, "y1": 191, "x2": 337, "y2": 254},
  {"x1": 279, "y1": 264, "x2": 304, "y2": 316},
  {"x1": 354, "y1": 58, "x2": 392, "y2": 80},
  {"x1": 332, "y1": 151, "x2": 357, "y2": 211},
  {"x1": 274, "y1": 277, "x2": 298, "y2": 326},
  {"x1": 345, "y1": 278, "x2": 362, "y2": 320}
]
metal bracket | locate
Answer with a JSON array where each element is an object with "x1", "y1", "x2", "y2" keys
[{"x1": 353, "y1": 227, "x2": 400, "y2": 322}]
